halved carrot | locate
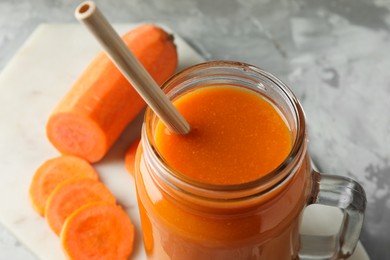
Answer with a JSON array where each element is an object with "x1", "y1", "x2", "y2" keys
[
  {"x1": 45, "y1": 179, "x2": 116, "y2": 235},
  {"x1": 124, "y1": 138, "x2": 140, "y2": 176},
  {"x1": 29, "y1": 155, "x2": 98, "y2": 216},
  {"x1": 61, "y1": 202, "x2": 134, "y2": 260},
  {"x1": 46, "y1": 24, "x2": 178, "y2": 162}
]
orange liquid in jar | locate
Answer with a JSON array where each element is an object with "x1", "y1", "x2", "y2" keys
[
  {"x1": 155, "y1": 86, "x2": 292, "y2": 185},
  {"x1": 136, "y1": 85, "x2": 312, "y2": 260}
]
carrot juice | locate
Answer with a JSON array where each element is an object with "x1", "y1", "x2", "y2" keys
[
  {"x1": 135, "y1": 62, "x2": 313, "y2": 259},
  {"x1": 154, "y1": 86, "x2": 291, "y2": 185}
]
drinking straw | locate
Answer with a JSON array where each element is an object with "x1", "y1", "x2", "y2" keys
[{"x1": 75, "y1": 1, "x2": 191, "y2": 135}]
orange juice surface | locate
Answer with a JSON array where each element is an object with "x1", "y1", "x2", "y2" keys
[{"x1": 155, "y1": 86, "x2": 292, "y2": 185}]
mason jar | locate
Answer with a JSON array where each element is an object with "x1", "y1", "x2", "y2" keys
[{"x1": 135, "y1": 61, "x2": 366, "y2": 260}]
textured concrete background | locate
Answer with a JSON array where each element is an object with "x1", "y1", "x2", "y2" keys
[{"x1": 1, "y1": 0, "x2": 390, "y2": 259}]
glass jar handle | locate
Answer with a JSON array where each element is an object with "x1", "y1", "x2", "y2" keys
[{"x1": 299, "y1": 170, "x2": 367, "y2": 260}]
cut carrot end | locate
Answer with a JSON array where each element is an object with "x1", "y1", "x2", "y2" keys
[
  {"x1": 47, "y1": 113, "x2": 107, "y2": 163},
  {"x1": 61, "y1": 202, "x2": 134, "y2": 260},
  {"x1": 29, "y1": 155, "x2": 99, "y2": 216},
  {"x1": 45, "y1": 179, "x2": 116, "y2": 235}
]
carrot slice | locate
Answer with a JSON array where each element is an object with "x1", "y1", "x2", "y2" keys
[
  {"x1": 46, "y1": 24, "x2": 178, "y2": 162},
  {"x1": 29, "y1": 155, "x2": 98, "y2": 216},
  {"x1": 45, "y1": 179, "x2": 116, "y2": 235},
  {"x1": 61, "y1": 202, "x2": 134, "y2": 260},
  {"x1": 124, "y1": 139, "x2": 140, "y2": 176}
]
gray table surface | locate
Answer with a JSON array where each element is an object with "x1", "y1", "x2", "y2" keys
[{"x1": 1, "y1": 0, "x2": 389, "y2": 259}]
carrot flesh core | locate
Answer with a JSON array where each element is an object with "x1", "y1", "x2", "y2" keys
[
  {"x1": 29, "y1": 155, "x2": 99, "y2": 216},
  {"x1": 61, "y1": 202, "x2": 134, "y2": 260},
  {"x1": 46, "y1": 24, "x2": 178, "y2": 163},
  {"x1": 45, "y1": 179, "x2": 116, "y2": 235}
]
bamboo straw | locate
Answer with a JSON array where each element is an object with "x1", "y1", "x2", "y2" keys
[{"x1": 75, "y1": 1, "x2": 191, "y2": 135}]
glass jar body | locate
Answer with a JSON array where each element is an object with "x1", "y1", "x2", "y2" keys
[
  {"x1": 135, "y1": 148, "x2": 312, "y2": 260},
  {"x1": 135, "y1": 61, "x2": 313, "y2": 260}
]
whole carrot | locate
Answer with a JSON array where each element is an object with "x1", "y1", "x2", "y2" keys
[{"x1": 46, "y1": 24, "x2": 178, "y2": 162}]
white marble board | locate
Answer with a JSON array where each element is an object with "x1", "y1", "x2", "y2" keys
[{"x1": 0, "y1": 24, "x2": 368, "y2": 260}]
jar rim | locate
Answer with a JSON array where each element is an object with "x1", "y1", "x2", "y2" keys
[{"x1": 142, "y1": 60, "x2": 307, "y2": 200}]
